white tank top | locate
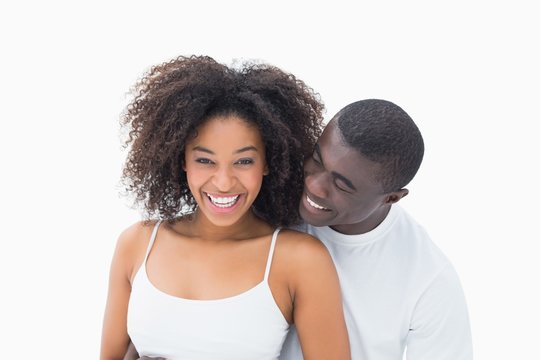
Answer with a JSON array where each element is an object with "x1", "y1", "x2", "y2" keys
[{"x1": 127, "y1": 223, "x2": 289, "y2": 360}]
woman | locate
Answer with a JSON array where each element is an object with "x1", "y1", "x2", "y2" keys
[{"x1": 100, "y1": 56, "x2": 350, "y2": 360}]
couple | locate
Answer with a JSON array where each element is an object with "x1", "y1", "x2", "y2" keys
[{"x1": 101, "y1": 56, "x2": 472, "y2": 360}]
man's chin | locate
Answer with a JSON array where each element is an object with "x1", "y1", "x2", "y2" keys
[{"x1": 299, "y1": 206, "x2": 331, "y2": 227}]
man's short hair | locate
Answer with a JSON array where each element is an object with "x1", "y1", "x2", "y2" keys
[{"x1": 336, "y1": 99, "x2": 424, "y2": 192}]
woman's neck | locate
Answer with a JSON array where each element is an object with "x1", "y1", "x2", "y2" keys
[{"x1": 186, "y1": 209, "x2": 271, "y2": 242}]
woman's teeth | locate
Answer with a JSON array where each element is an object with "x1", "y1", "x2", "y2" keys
[{"x1": 207, "y1": 193, "x2": 240, "y2": 208}]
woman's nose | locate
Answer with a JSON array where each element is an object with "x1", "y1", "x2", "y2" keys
[{"x1": 213, "y1": 166, "x2": 236, "y2": 191}]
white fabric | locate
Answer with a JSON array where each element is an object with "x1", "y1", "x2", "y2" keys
[
  {"x1": 280, "y1": 205, "x2": 472, "y2": 360},
  {"x1": 128, "y1": 224, "x2": 289, "y2": 360}
]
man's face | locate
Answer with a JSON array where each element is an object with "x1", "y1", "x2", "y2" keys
[{"x1": 299, "y1": 120, "x2": 400, "y2": 235}]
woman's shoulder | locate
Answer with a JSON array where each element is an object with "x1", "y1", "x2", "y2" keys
[
  {"x1": 276, "y1": 228, "x2": 331, "y2": 263},
  {"x1": 116, "y1": 220, "x2": 159, "y2": 251},
  {"x1": 114, "y1": 220, "x2": 161, "y2": 281},
  {"x1": 273, "y1": 228, "x2": 339, "y2": 301}
]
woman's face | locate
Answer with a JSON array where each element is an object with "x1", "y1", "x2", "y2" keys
[{"x1": 184, "y1": 115, "x2": 268, "y2": 227}]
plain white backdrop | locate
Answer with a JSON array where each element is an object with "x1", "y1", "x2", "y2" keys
[{"x1": 1, "y1": 1, "x2": 538, "y2": 358}]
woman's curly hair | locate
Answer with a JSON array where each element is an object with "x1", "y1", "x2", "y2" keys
[{"x1": 121, "y1": 55, "x2": 323, "y2": 227}]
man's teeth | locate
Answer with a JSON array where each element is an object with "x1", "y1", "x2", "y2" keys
[
  {"x1": 207, "y1": 194, "x2": 240, "y2": 208},
  {"x1": 307, "y1": 195, "x2": 328, "y2": 210}
]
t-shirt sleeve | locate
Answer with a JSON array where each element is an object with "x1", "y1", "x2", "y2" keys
[{"x1": 406, "y1": 264, "x2": 473, "y2": 360}]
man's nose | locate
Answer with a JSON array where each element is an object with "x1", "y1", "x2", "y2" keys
[{"x1": 305, "y1": 169, "x2": 329, "y2": 198}]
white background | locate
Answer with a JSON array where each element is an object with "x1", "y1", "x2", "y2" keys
[{"x1": 1, "y1": 1, "x2": 538, "y2": 359}]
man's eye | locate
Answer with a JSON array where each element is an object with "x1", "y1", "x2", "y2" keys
[
  {"x1": 334, "y1": 181, "x2": 351, "y2": 194},
  {"x1": 235, "y1": 158, "x2": 254, "y2": 165},
  {"x1": 336, "y1": 184, "x2": 348, "y2": 192}
]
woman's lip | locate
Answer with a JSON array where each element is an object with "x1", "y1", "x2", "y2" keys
[{"x1": 203, "y1": 192, "x2": 243, "y2": 213}]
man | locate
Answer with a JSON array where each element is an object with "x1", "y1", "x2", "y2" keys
[{"x1": 279, "y1": 99, "x2": 472, "y2": 359}]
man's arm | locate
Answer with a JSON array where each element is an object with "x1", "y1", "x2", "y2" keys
[
  {"x1": 406, "y1": 264, "x2": 473, "y2": 359},
  {"x1": 123, "y1": 341, "x2": 166, "y2": 360},
  {"x1": 123, "y1": 342, "x2": 138, "y2": 360}
]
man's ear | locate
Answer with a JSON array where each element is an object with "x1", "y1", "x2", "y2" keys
[{"x1": 385, "y1": 188, "x2": 409, "y2": 204}]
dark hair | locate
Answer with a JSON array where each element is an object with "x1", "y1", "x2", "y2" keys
[
  {"x1": 121, "y1": 55, "x2": 323, "y2": 226},
  {"x1": 336, "y1": 99, "x2": 424, "y2": 192}
]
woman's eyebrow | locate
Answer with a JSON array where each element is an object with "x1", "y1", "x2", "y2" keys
[
  {"x1": 192, "y1": 146, "x2": 214, "y2": 154},
  {"x1": 235, "y1": 146, "x2": 258, "y2": 154},
  {"x1": 192, "y1": 145, "x2": 259, "y2": 154}
]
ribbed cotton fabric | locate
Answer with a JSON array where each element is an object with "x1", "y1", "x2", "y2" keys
[{"x1": 128, "y1": 224, "x2": 289, "y2": 360}]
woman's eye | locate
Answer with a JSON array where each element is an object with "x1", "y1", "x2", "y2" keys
[
  {"x1": 196, "y1": 158, "x2": 213, "y2": 164},
  {"x1": 235, "y1": 158, "x2": 254, "y2": 165}
]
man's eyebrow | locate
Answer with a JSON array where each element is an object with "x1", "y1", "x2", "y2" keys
[
  {"x1": 192, "y1": 145, "x2": 259, "y2": 154},
  {"x1": 315, "y1": 144, "x2": 357, "y2": 191}
]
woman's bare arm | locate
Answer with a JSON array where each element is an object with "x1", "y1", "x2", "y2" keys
[
  {"x1": 287, "y1": 232, "x2": 351, "y2": 360},
  {"x1": 101, "y1": 223, "x2": 148, "y2": 360}
]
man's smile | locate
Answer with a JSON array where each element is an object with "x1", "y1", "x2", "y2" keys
[{"x1": 306, "y1": 194, "x2": 331, "y2": 211}]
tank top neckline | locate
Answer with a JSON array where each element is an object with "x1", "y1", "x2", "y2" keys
[{"x1": 138, "y1": 222, "x2": 282, "y2": 304}]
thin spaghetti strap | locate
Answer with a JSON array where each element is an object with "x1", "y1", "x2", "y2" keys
[
  {"x1": 263, "y1": 227, "x2": 281, "y2": 281},
  {"x1": 143, "y1": 220, "x2": 162, "y2": 263}
]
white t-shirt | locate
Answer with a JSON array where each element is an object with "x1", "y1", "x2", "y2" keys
[{"x1": 280, "y1": 205, "x2": 472, "y2": 360}]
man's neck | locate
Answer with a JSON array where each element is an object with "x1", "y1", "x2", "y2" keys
[{"x1": 329, "y1": 205, "x2": 391, "y2": 235}]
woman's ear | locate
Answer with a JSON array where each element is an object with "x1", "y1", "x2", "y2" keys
[{"x1": 263, "y1": 164, "x2": 269, "y2": 175}]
